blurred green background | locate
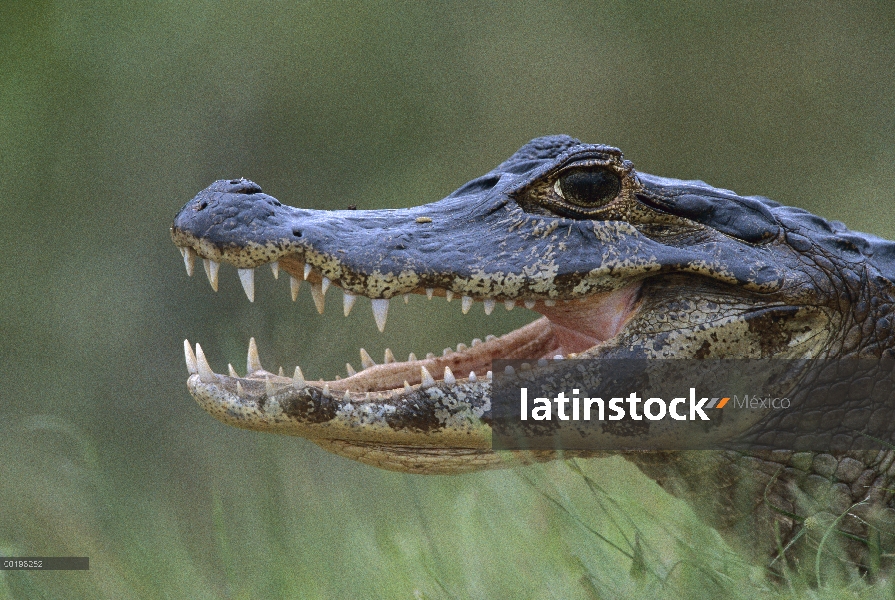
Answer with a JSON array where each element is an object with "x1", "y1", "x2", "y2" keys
[{"x1": 2, "y1": 1, "x2": 894, "y2": 598}]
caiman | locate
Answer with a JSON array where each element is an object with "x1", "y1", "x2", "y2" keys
[{"x1": 171, "y1": 135, "x2": 895, "y2": 573}]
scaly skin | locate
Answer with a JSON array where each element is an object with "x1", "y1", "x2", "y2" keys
[{"x1": 172, "y1": 136, "x2": 895, "y2": 573}]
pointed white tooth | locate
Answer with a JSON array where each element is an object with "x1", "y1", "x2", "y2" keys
[
  {"x1": 228, "y1": 363, "x2": 239, "y2": 378},
  {"x1": 265, "y1": 376, "x2": 275, "y2": 395},
  {"x1": 553, "y1": 355, "x2": 564, "y2": 360},
  {"x1": 203, "y1": 259, "x2": 219, "y2": 291},
  {"x1": 247, "y1": 337, "x2": 263, "y2": 373},
  {"x1": 238, "y1": 268, "x2": 255, "y2": 302},
  {"x1": 359, "y1": 348, "x2": 376, "y2": 369},
  {"x1": 195, "y1": 343, "x2": 215, "y2": 382},
  {"x1": 293, "y1": 366, "x2": 305, "y2": 389},
  {"x1": 537, "y1": 358, "x2": 548, "y2": 367},
  {"x1": 456, "y1": 343, "x2": 468, "y2": 352},
  {"x1": 408, "y1": 352, "x2": 417, "y2": 362},
  {"x1": 303, "y1": 263, "x2": 312, "y2": 280},
  {"x1": 181, "y1": 247, "x2": 195, "y2": 276},
  {"x1": 443, "y1": 367, "x2": 456, "y2": 385},
  {"x1": 544, "y1": 299, "x2": 556, "y2": 307},
  {"x1": 420, "y1": 366, "x2": 436, "y2": 388},
  {"x1": 322, "y1": 383, "x2": 330, "y2": 397},
  {"x1": 486, "y1": 370, "x2": 493, "y2": 381},
  {"x1": 403, "y1": 293, "x2": 410, "y2": 304},
  {"x1": 443, "y1": 348, "x2": 452, "y2": 356},
  {"x1": 320, "y1": 276, "x2": 331, "y2": 295},
  {"x1": 504, "y1": 299, "x2": 515, "y2": 311},
  {"x1": 524, "y1": 299, "x2": 536, "y2": 309},
  {"x1": 483, "y1": 298, "x2": 495, "y2": 315},
  {"x1": 371, "y1": 298, "x2": 389, "y2": 332},
  {"x1": 270, "y1": 261, "x2": 279, "y2": 279},
  {"x1": 445, "y1": 290, "x2": 453, "y2": 302},
  {"x1": 236, "y1": 381, "x2": 245, "y2": 396},
  {"x1": 184, "y1": 340, "x2": 198, "y2": 374},
  {"x1": 290, "y1": 275, "x2": 301, "y2": 301},
  {"x1": 468, "y1": 371, "x2": 477, "y2": 382},
  {"x1": 471, "y1": 338, "x2": 482, "y2": 347},
  {"x1": 384, "y1": 348, "x2": 395, "y2": 364},
  {"x1": 345, "y1": 363, "x2": 357, "y2": 376},
  {"x1": 404, "y1": 380, "x2": 413, "y2": 393},
  {"x1": 343, "y1": 390, "x2": 351, "y2": 401},
  {"x1": 504, "y1": 365, "x2": 515, "y2": 375},
  {"x1": 426, "y1": 352, "x2": 435, "y2": 360},
  {"x1": 425, "y1": 288, "x2": 434, "y2": 300},
  {"x1": 310, "y1": 281, "x2": 326, "y2": 314},
  {"x1": 461, "y1": 295, "x2": 473, "y2": 314},
  {"x1": 278, "y1": 366, "x2": 284, "y2": 377},
  {"x1": 486, "y1": 335, "x2": 497, "y2": 342},
  {"x1": 343, "y1": 292, "x2": 356, "y2": 316}
]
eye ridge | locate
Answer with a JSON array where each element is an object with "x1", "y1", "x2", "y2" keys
[{"x1": 554, "y1": 167, "x2": 621, "y2": 208}]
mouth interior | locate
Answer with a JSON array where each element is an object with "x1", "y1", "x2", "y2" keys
[{"x1": 182, "y1": 247, "x2": 642, "y2": 394}]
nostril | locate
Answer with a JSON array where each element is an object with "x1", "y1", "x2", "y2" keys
[
  {"x1": 293, "y1": 229, "x2": 302, "y2": 238},
  {"x1": 196, "y1": 200, "x2": 208, "y2": 211}
]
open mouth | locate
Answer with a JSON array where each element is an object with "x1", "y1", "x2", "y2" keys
[{"x1": 177, "y1": 247, "x2": 643, "y2": 396}]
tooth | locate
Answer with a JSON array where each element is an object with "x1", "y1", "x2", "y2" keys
[
  {"x1": 293, "y1": 366, "x2": 306, "y2": 388},
  {"x1": 456, "y1": 343, "x2": 468, "y2": 352},
  {"x1": 443, "y1": 367, "x2": 456, "y2": 385},
  {"x1": 504, "y1": 365, "x2": 515, "y2": 375},
  {"x1": 468, "y1": 371, "x2": 477, "y2": 382},
  {"x1": 384, "y1": 348, "x2": 395, "y2": 364},
  {"x1": 343, "y1": 390, "x2": 351, "y2": 401},
  {"x1": 321, "y1": 276, "x2": 331, "y2": 295},
  {"x1": 524, "y1": 299, "x2": 536, "y2": 309},
  {"x1": 181, "y1": 247, "x2": 195, "y2": 276},
  {"x1": 486, "y1": 335, "x2": 497, "y2": 342},
  {"x1": 359, "y1": 348, "x2": 376, "y2": 369},
  {"x1": 445, "y1": 290, "x2": 453, "y2": 302},
  {"x1": 426, "y1": 352, "x2": 435, "y2": 360},
  {"x1": 184, "y1": 339, "x2": 197, "y2": 374},
  {"x1": 425, "y1": 288, "x2": 434, "y2": 300},
  {"x1": 461, "y1": 296, "x2": 473, "y2": 314},
  {"x1": 247, "y1": 337, "x2": 263, "y2": 373},
  {"x1": 228, "y1": 363, "x2": 238, "y2": 377},
  {"x1": 553, "y1": 355, "x2": 564, "y2": 360},
  {"x1": 236, "y1": 381, "x2": 244, "y2": 395},
  {"x1": 290, "y1": 275, "x2": 301, "y2": 301},
  {"x1": 238, "y1": 268, "x2": 255, "y2": 302},
  {"x1": 343, "y1": 292, "x2": 356, "y2": 316},
  {"x1": 195, "y1": 343, "x2": 214, "y2": 382},
  {"x1": 203, "y1": 259, "x2": 219, "y2": 291},
  {"x1": 303, "y1": 264, "x2": 312, "y2": 280},
  {"x1": 346, "y1": 363, "x2": 357, "y2": 376},
  {"x1": 322, "y1": 383, "x2": 330, "y2": 397},
  {"x1": 483, "y1": 298, "x2": 495, "y2": 315},
  {"x1": 310, "y1": 281, "x2": 326, "y2": 313},
  {"x1": 278, "y1": 367, "x2": 284, "y2": 377},
  {"x1": 404, "y1": 381, "x2": 413, "y2": 393},
  {"x1": 265, "y1": 376, "x2": 275, "y2": 395},
  {"x1": 544, "y1": 299, "x2": 556, "y2": 307},
  {"x1": 403, "y1": 294, "x2": 410, "y2": 304},
  {"x1": 471, "y1": 338, "x2": 482, "y2": 347},
  {"x1": 420, "y1": 366, "x2": 435, "y2": 388},
  {"x1": 408, "y1": 352, "x2": 417, "y2": 361},
  {"x1": 270, "y1": 261, "x2": 279, "y2": 279},
  {"x1": 443, "y1": 348, "x2": 452, "y2": 356},
  {"x1": 486, "y1": 371, "x2": 493, "y2": 381},
  {"x1": 371, "y1": 299, "x2": 389, "y2": 332},
  {"x1": 537, "y1": 359, "x2": 548, "y2": 367},
  {"x1": 504, "y1": 299, "x2": 515, "y2": 311}
]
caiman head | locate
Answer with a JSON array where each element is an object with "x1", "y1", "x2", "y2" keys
[{"x1": 170, "y1": 135, "x2": 884, "y2": 474}]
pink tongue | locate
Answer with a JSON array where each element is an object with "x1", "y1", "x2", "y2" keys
[{"x1": 537, "y1": 282, "x2": 642, "y2": 355}]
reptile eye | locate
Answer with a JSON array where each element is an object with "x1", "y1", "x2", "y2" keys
[{"x1": 554, "y1": 167, "x2": 621, "y2": 208}]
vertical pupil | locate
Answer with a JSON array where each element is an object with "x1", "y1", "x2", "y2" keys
[{"x1": 558, "y1": 168, "x2": 621, "y2": 206}]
